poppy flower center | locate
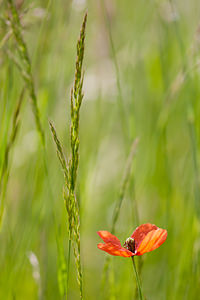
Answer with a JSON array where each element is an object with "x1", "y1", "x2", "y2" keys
[{"x1": 123, "y1": 237, "x2": 135, "y2": 253}]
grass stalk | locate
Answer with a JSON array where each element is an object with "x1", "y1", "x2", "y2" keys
[
  {"x1": 0, "y1": 88, "x2": 24, "y2": 226},
  {"x1": 67, "y1": 239, "x2": 71, "y2": 292},
  {"x1": 166, "y1": 0, "x2": 200, "y2": 217},
  {"x1": 168, "y1": 0, "x2": 186, "y2": 70},
  {"x1": 111, "y1": 138, "x2": 139, "y2": 234},
  {"x1": 101, "y1": 0, "x2": 128, "y2": 141},
  {"x1": 101, "y1": 138, "x2": 139, "y2": 292},
  {"x1": 55, "y1": 226, "x2": 68, "y2": 300},
  {"x1": 7, "y1": 0, "x2": 45, "y2": 145},
  {"x1": 187, "y1": 110, "x2": 200, "y2": 217},
  {"x1": 50, "y1": 13, "x2": 87, "y2": 299}
]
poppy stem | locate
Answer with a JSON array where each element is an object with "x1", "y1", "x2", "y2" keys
[{"x1": 131, "y1": 257, "x2": 145, "y2": 300}]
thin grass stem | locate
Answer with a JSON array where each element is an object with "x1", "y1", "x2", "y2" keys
[
  {"x1": 111, "y1": 138, "x2": 139, "y2": 234},
  {"x1": 101, "y1": 0, "x2": 128, "y2": 142},
  {"x1": 187, "y1": 111, "x2": 200, "y2": 216},
  {"x1": 0, "y1": 88, "x2": 24, "y2": 226},
  {"x1": 66, "y1": 238, "x2": 71, "y2": 299},
  {"x1": 101, "y1": 138, "x2": 139, "y2": 293},
  {"x1": 7, "y1": 0, "x2": 45, "y2": 145},
  {"x1": 50, "y1": 13, "x2": 87, "y2": 299}
]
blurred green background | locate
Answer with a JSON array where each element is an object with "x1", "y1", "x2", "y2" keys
[{"x1": 1, "y1": 0, "x2": 200, "y2": 299}]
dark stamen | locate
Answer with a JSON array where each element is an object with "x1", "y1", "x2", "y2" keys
[{"x1": 123, "y1": 237, "x2": 135, "y2": 253}]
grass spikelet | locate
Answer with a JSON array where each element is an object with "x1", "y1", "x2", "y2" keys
[
  {"x1": 6, "y1": 0, "x2": 45, "y2": 145},
  {"x1": 50, "y1": 13, "x2": 87, "y2": 299},
  {"x1": 49, "y1": 121, "x2": 69, "y2": 185}
]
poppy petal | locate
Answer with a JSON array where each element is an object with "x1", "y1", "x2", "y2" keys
[
  {"x1": 135, "y1": 228, "x2": 167, "y2": 256},
  {"x1": 97, "y1": 242, "x2": 133, "y2": 257},
  {"x1": 97, "y1": 231, "x2": 121, "y2": 246},
  {"x1": 131, "y1": 223, "x2": 158, "y2": 248}
]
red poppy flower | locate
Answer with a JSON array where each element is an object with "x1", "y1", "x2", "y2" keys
[{"x1": 97, "y1": 223, "x2": 167, "y2": 257}]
